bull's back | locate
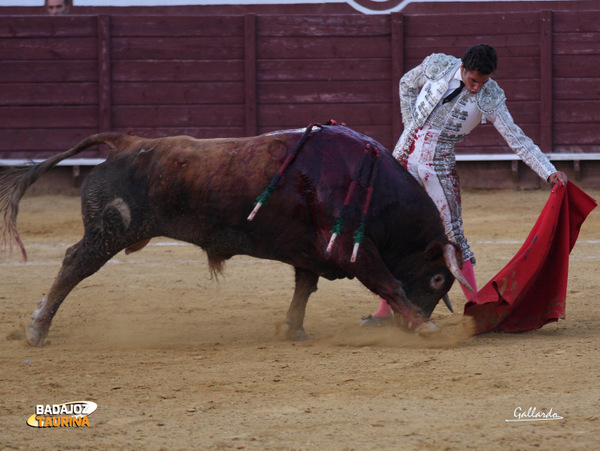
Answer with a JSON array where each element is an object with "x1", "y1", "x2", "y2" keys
[
  {"x1": 82, "y1": 132, "x2": 315, "y2": 252},
  {"x1": 80, "y1": 127, "x2": 441, "y2": 271},
  {"x1": 87, "y1": 133, "x2": 284, "y2": 213}
]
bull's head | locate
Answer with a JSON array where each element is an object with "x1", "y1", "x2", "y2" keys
[{"x1": 392, "y1": 242, "x2": 472, "y2": 318}]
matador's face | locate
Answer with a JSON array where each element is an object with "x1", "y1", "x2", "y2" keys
[{"x1": 460, "y1": 66, "x2": 491, "y2": 94}]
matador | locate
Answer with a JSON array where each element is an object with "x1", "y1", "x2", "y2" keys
[{"x1": 362, "y1": 44, "x2": 568, "y2": 326}]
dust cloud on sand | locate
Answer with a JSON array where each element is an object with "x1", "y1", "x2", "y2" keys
[{"x1": 1, "y1": 189, "x2": 599, "y2": 450}]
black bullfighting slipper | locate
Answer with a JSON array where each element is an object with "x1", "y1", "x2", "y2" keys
[{"x1": 360, "y1": 314, "x2": 394, "y2": 327}]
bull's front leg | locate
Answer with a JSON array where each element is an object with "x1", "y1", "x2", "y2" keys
[
  {"x1": 343, "y1": 242, "x2": 437, "y2": 333},
  {"x1": 285, "y1": 267, "x2": 319, "y2": 341}
]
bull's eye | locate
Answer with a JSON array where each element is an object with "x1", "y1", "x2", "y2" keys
[{"x1": 430, "y1": 274, "x2": 445, "y2": 290}]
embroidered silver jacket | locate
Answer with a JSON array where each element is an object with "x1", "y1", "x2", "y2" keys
[{"x1": 392, "y1": 53, "x2": 556, "y2": 181}]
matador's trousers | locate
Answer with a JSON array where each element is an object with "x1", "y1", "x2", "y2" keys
[{"x1": 402, "y1": 125, "x2": 475, "y2": 264}]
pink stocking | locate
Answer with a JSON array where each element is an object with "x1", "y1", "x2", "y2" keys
[{"x1": 372, "y1": 299, "x2": 393, "y2": 318}]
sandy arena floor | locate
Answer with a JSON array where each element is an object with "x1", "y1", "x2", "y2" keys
[{"x1": 1, "y1": 188, "x2": 599, "y2": 450}]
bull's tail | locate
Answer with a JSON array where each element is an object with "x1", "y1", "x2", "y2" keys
[{"x1": 0, "y1": 132, "x2": 127, "y2": 260}]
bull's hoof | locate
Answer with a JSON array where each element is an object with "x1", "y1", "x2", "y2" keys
[
  {"x1": 414, "y1": 320, "x2": 439, "y2": 335},
  {"x1": 287, "y1": 329, "x2": 310, "y2": 341},
  {"x1": 26, "y1": 323, "x2": 48, "y2": 347}
]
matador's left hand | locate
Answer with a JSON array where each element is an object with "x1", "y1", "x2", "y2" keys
[{"x1": 548, "y1": 171, "x2": 568, "y2": 186}]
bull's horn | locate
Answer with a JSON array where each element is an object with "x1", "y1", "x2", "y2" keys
[
  {"x1": 443, "y1": 244, "x2": 474, "y2": 293},
  {"x1": 442, "y1": 294, "x2": 454, "y2": 313}
]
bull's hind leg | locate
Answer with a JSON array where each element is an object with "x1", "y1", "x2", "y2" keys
[
  {"x1": 26, "y1": 192, "x2": 144, "y2": 346},
  {"x1": 285, "y1": 267, "x2": 319, "y2": 341},
  {"x1": 26, "y1": 238, "x2": 117, "y2": 346}
]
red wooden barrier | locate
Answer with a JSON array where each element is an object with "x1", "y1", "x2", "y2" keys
[{"x1": 0, "y1": 10, "x2": 598, "y2": 166}]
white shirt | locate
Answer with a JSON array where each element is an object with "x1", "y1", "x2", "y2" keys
[{"x1": 440, "y1": 68, "x2": 464, "y2": 104}]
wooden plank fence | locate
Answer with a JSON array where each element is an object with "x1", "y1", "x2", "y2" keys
[{"x1": 0, "y1": 10, "x2": 599, "y2": 186}]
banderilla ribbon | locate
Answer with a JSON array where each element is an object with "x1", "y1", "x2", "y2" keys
[
  {"x1": 247, "y1": 123, "x2": 319, "y2": 221},
  {"x1": 351, "y1": 148, "x2": 381, "y2": 263},
  {"x1": 326, "y1": 143, "x2": 372, "y2": 254}
]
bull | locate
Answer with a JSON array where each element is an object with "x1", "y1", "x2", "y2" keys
[{"x1": 0, "y1": 124, "x2": 471, "y2": 346}]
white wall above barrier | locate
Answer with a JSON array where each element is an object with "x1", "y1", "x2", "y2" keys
[{"x1": 8, "y1": 0, "x2": 569, "y2": 15}]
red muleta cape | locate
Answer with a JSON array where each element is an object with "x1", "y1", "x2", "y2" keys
[{"x1": 464, "y1": 183, "x2": 596, "y2": 334}]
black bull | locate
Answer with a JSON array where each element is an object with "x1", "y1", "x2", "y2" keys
[{"x1": 0, "y1": 124, "x2": 470, "y2": 346}]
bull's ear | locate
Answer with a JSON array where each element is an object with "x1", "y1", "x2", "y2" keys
[{"x1": 424, "y1": 241, "x2": 445, "y2": 260}]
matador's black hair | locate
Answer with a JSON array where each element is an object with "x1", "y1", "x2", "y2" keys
[{"x1": 462, "y1": 44, "x2": 498, "y2": 75}]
